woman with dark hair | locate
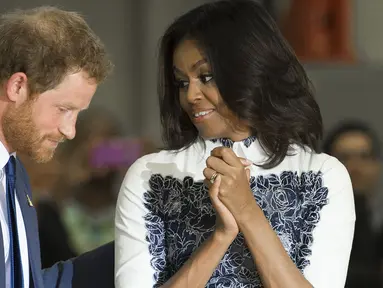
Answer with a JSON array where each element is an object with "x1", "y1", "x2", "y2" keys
[{"x1": 115, "y1": 1, "x2": 355, "y2": 287}]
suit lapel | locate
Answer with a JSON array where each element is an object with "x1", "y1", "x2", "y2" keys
[{"x1": 15, "y1": 159, "x2": 42, "y2": 288}]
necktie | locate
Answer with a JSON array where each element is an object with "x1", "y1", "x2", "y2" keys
[{"x1": 5, "y1": 156, "x2": 23, "y2": 288}]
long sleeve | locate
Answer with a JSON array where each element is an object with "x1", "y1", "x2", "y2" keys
[
  {"x1": 42, "y1": 242, "x2": 115, "y2": 288},
  {"x1": 303, "y1": 157, "x2": 355, "y2": 287},
  {"x1": 42, "y1": 260, "x2": 73, "y2": 288},
  {"x1": 115, "y1": 157, "x2": 165, "y2": 287},
  {"x1": 71, "y1": 241, "x2": 115, "y2": 288}
]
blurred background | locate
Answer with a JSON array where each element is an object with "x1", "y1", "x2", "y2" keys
[{"x1": 1, "y1": 0, "x2": 382, "y2": 286}]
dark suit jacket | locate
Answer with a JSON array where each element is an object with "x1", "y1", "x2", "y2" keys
[
  {"x1": 72, "y1": 241, "x2": 114, "y2": 288},
  {"x1": 0, "y1": 158, "x2": 73, "y2": 288}
]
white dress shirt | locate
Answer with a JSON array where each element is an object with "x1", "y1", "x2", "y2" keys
[{"x1": 0, "y1": 141, "x2": 29, "y2": 288}]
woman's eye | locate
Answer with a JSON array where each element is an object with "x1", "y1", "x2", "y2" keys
[
  {"x1": 200, "y1": 74, "x2": 213, "y2": 84},
  {"x1": 176, "y1": 79, "x2": 189, "y2": 89}
]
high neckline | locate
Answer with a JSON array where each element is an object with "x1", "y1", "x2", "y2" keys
[{"x1": 209, "y1": 136, "x2": 257, "y2": 148}]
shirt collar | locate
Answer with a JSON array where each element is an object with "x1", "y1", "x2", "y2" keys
[{"x1": 0, "y1": 141, "x2": 16, "y2": 170}]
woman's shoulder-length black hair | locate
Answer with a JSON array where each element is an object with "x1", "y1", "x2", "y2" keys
[{"x1": 158, "y1": 0, "x2": 323, "y2": 169}]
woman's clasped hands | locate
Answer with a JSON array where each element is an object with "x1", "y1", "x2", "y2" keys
[{"x1": 203, "y1": 147, "x2": 259, "y2": 241}]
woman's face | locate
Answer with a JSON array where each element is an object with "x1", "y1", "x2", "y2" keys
[{"x1": 173, "y1": 39, "x2": 250, "y2": 141}]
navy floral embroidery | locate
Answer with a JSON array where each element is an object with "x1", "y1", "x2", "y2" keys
[
  {"x1": 143, "y1": 171, "x2": 329, "y2": 287},
  {"x1": 210, "y1": 136, "x2": 257, "y2": 148}
]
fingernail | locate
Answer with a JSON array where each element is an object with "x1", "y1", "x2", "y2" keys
[{"x1": 243, "y1": 159, "x2": 253, "y2": 165}]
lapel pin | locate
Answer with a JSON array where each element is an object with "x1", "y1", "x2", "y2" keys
[{"x1": 26, "y1": 194, "x2": 33, "y2": 207}]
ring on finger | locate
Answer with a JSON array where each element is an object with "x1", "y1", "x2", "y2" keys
[{"x1": 210, "y1": 171, "x2": 219, "y2": 184}]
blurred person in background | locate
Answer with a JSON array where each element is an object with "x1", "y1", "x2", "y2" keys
[
  {"x1": 33, "y1": 107, "x2": 123, "y2": 268},
  {"x1": 28, "y1": 106, "x2": 156, "y2": 269},
  {"x1": 56, "y1": 108, "x2": 123, "y2": 257},
  {"x1": 323, "y1": 120, "x2": 382, "y2": 288}
]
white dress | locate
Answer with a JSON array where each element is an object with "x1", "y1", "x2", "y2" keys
[{"x1": 115, "y1": 137, "x2": 355, "y2": 288}]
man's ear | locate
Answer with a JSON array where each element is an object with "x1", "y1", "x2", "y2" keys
[{"x1": 5, "y1": 72, "x2": 29, "y2": 103}]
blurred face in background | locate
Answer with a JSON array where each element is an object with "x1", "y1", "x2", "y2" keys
[{"x1": 331, "y1": 131, "x2": 381, "y2": 195}]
